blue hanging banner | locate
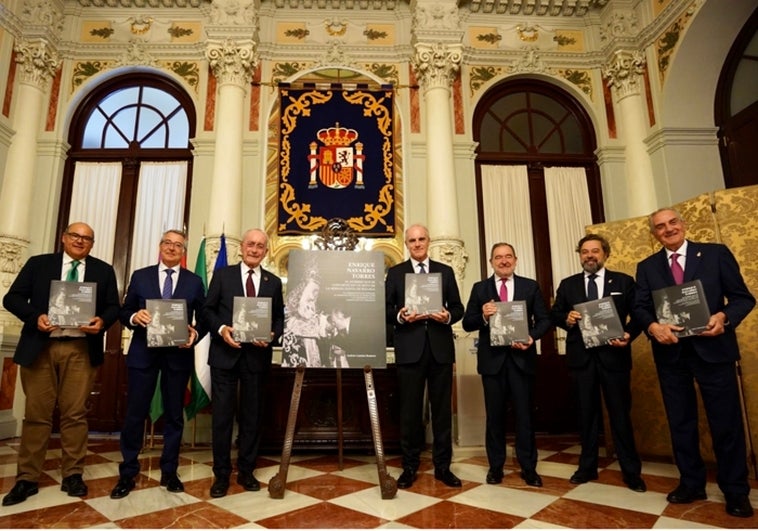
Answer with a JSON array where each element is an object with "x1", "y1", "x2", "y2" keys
[{"x1": 278, "y1": 85, "x2": 396, "y2": 236}]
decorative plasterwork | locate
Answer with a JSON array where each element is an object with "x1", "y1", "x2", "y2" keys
[
  {"x1": 209, "y1": 0, "x2": 258, "y2": 26},
  {"x1": 71, "y1": 59, "x2": 201, "y2": 93},
  {"x1": 206, "y1": 38, "x2": 258, "y2": 87},
  {"x1": 599, "y1": 10, "x2": 639, "y2": 42},
  {"x1": 655, "y1": 4, "x2": 695, "y2": 85},
  {"x1": 602, "y1": 49, "x2": 645, "y2": 100},
  {"x1": 429, "y1": 238, "x2": 467, "y2": 287},
  {"x1": 460, "y1": 0, "x2": 608, "y2": 16},
  {"x1": 413, "y1": 3, "x2": 460, "y2": 31},
  {"x1": 412, "y1": 42, "x2": 462, "y2": 90},
  {"x1": 76, "y1": 0, "x2": 203, "y2": 6},
  {"x1": 14, "y1": 38, "x2": 60, "y2": 89},
  {"x1": 20, "y1": 0, "x2": 64, "y2": 36},
  {"x1": 507, "y1": 48, "x2": 553, "y2": 75},
  {"x1": 315, "y1": 40, "x2": 350, "y2": 67},
  {"x1": 0, "y1": 235, "x2": 30, "y2": 281},
  {"x1": 113, "y1": 41, "x2": 159, "y2": 67}
]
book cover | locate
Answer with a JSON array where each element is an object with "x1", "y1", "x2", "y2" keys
[
  {"x1": 233, "y1": 296, "x2": 272, "y2": 343},
  {"x1": 404, "y1": 272, "x2": 443, "y2": 315},
  {"x1": 146, "y1": 299, "x2": 188, "y2": 347},
  {"x1": 653, "y1": 279, "x2": 710, "y2": 337},
  {"x1": 490, "y1": 300, "x2": 530, "y2": 346},
  {"x1": 48, "y1": 280, "x2": 97, "y2": 327},
  {"x1": 573, "y1": 296, "x2": 626, "y2": 349}
]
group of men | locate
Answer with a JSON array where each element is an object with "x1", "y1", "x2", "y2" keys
[{"x1": 1, "y1": 207, "x2": 755, "y2": 519}]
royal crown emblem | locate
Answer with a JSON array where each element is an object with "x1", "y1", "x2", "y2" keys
[{"x1": 308, "y1": 122, "x2": 365, "y2": 190}]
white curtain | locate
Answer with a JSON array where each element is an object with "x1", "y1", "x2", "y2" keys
[
  {"x1": 544, "y1": 166, "x2": 593, "y2": 354},
  {"x1": 129, "y1": 161, "x2": 188, "y2": 273},
  {"x1": 69, "y1": 162, "x2": 122, "y2": 262}
]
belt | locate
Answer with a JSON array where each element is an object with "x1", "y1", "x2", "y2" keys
[{"x1": 49, "y1": 336, "x2": 86, "y2": 342}]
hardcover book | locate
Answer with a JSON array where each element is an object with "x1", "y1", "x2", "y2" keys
[
  {"x1": 653, "y1": 279, "x2": 710, "y2": 337},
  {"x1": 233, "y1": 296, "x2": 272, "y2": 343},
  {"x1": 490, "y1": 300, "x2": 530, "y2": 346},
  {"x1": 146, "y1": 299, "x2": 188, "y2": 347},
  {"x1": 48, "y1": 280, "x2": 97, "y2": 328},
  {"x1": 404, "y1": 272, "x2": 443, "y2": 315},
  {"x1": 573, "y1": 296, "x2": 626, "y2": 348}
]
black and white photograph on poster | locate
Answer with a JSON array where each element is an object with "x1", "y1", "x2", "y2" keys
[
  {"x1": 653, "y1": 280, "x2": 710, "y2": 337},
  {"x1": 573, "y1": 296, "x2": 625, "y2": 348},
  {"x1": 282, "y1": 249, "x2": 386, "y2": 369},
  {"x1": 232, "y1": 296, "x2": 272, "y2": 343},
  {"x1": 48, "y1": 280, "x2": 97, "y2": 327},
  {"x1": 146, "y1": 299, "x2": 188, "y2": 347},
  {"x1": 490, "y1": 301, "x2": 530, "y2": 346},
  {"x1": 404, "y1": 273, "x2": 442, "y2": 315}
]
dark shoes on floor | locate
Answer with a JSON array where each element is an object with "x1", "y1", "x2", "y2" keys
[
  {"x1": 521, "y1": 469, "x2": 542, "y2": 487},
  {"x1": 435, "y1": 468, "x2": 462, "y2": 487},
  {"x1": 160, "y1": 473, "x2": 184, "y2": 493},
  {"x1": 397, "y1": 468, "x2": 417, "y2": 489},
  {"x1": 486, "y1": 468, "x2": 503, "y2": 484},
  {"x1": 569, "y1": 469, "x2": 599, "y2": 485},
  {"x1": 725, "y1": 494, "x2": 754, "y2": 518},
  {"x1": 623, "y1": 475, "x2": 647, "y2": 493},
  {"x1": 110, "y1": 476, "x2": 136, "y2": 499},
  {"x1": 210, "y1": 477, "x2": 230, "y2": 498},
  {"x1": 2, "y1": 480, "x2": 39, "y2": 506},
  {"x1": 237, "y1": 472, "x2": 260, "y2": 491},
  {"x1": 61, "y1": 474, "x2": 88, "y2": 497},
  {"x1": 666, "y1": 484, "x2": 707, "y2": 504}
]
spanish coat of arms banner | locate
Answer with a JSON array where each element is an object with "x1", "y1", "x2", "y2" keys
[{"x1": 278, "y1": 85, "x2": 396, "y2": 236}]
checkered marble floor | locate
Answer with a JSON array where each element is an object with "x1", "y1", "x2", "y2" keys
[{"x1": 1, "y1": 435, "x2": 756, "y2": 528}]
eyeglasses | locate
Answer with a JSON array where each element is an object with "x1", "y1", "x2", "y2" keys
[
  {"x1": 161, "y1": 240, "x2": 186, "y2": 250},
  {"x1": 66, "y1": 232, "x2": 94, "y2": 243}
]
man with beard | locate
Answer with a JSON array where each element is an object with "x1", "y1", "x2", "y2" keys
[{"x1": 550, "y1": 234, "x2": 646, "y2": 492}]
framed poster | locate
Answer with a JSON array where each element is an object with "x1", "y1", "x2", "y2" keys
[{"x1": 282, "y1": 249, "x2": 386, "y2": 368}]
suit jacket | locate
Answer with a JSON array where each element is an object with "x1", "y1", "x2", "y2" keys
[
  {"x1": 385, "y1": 259, "x2": 464, "y2": 364},
  {"x1": 551, "y1": 269, "x2": 641, "y2": 371},
  {"x1": 119, "y1": 265, "x2": 207, "y2": 371},
  {"x1": 3, "y1": 252, "x2": 120, "y2": 367},
  {"x1": 462, "y1": 274, "x2": 551, "y2": 376},
  {"x1": 633, "y1": 241, "x2": 755, "y2": 365},
  {"x1": 201, "y1": 263, "x2": 284, "y2": 372}
]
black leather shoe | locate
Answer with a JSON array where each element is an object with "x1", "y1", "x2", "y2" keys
[
  {"x1": 666, "y1": 484, "x2": 707, "y2": 504},
  {"x1": 237, "y1": 472, "x2": 260, "y2": 491},
  {"x1": 110, "y1": 476, "x2": 135, "y2": 499},
  {"x1": 435, "y1": 469, "x2": 462, "y2": 488},
  {"x1": 61, "y1": 474, "x2": 88, "y2": 497},
  {"x1": 486, "y1": 469, "x2": 503, "y2": 484},
  {"x1": 521, "y1": 470, "x2": 543, "y2": 487},
  {"x1": 2, "y1": 480, "x2": 39, "y2": 506},
  {"x1": 725, "y1": 494, "x2": 754, "y2": 518},
  {"x1": 210, "y1": 477, "x2": 230, "y2": 498},
  {"x1": 569, "y1": 470, "x2": 599, "y2": 485},
  {"x1": 397, "y1": 468, "x2": 417, "y2": 489},
  {"x1": 161, "y1": 473, "x2": 184, "y2": 493},
  {"x1": 623, "y1": 475, "x2": 647, "y2": 493}
]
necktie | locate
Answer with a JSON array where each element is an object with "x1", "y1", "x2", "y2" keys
[
  {"x1": 66, "y1": 260, "x2": 80, "y2": 282},
  {"x1": 246, "y1": 270, "x2": 256, "y2": 297},
  {"x1": 670, "y1": 253, "x2": 684, "y2": 285},
  {"x1": 499, "y1": 278, "x2": 508, "y2": 302},
  {"x1": 162, "y1": 269, "x2": 174, "y2": 299},
  {"x1": 417, "y1": 262, "x2": 426, "y2": 274},
  {"x1": 587, "y1": 273, "x2": 598, "y2": 300}
]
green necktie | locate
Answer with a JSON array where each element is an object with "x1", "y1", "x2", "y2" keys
[{"x1": 66, "y1": 260, "x2": 80, "y2": 282}]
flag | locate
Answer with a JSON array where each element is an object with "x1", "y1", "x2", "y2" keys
[
  {"x1": 184, "y1": 235, "x2": 227, "y2": 420},
  {"x1": 149, "y1": 376, "x2": 163, "y2": 423}
]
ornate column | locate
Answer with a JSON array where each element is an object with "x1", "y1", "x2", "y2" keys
[
  {"x1": 411, "y1": 1, "x2": 467, "y2": 284},
  {"x1": 602, "y1": 49, "x2": 657, "y2": 217},
  {"x1": 0, "y1": 38, "x2": 59, "y2": 291}
]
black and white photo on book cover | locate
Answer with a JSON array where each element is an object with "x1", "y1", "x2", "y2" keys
[
  {"x1": 232, "y1": 296, "x2": 272, "y2": 343},
  {"x1": 282, "y1": 249, "x2": 386, "y2": 369},
  {"x1": 48, "y1": 280, "x2": 97, "y2": 327},
  {"x1": 490, "y1": 301, "x2": 530, "y2": 346},
  {"x1": 653, "y1": 279, "x2": 710, "y2": 337},
  {"x1": 573, "y1": 296, "x2": 625, "y2": 349},
  {"x1": 404, "y1": 272, "x2": 442, "y2": 315},
  {"x1": 146, "y1": 299, "x2": 188, "y2": 347}
]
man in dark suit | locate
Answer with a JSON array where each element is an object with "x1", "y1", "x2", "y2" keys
[
  {"x1": 551, "y1": 234, "x2": 645, "y2": 492},
  {"x1": 109, "y1": 230, "x2": 206, "y2": 499},
  {"x1": 2, "y1": 222, "x2": 120, "y2": 506},
  {"x1": 462, "y1": 242, "x2": 551, "y2": 487},
  {"x1": 385, "y1": 224, "x2": 464, "y2": 489},
  {"x1": 633, "y1": 207, "x2": 754, "y2": 518},
  {"x1": 201, "y1": 228, "x2": 284, "y2": 498}
]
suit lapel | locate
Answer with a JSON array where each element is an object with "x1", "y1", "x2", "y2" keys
[{"x1": 684, "y1": 242, "x2": 700, "y2": 283}]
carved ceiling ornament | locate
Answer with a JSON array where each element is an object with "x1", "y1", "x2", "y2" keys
[
  {"x1": 0, "y1": 235, "x2": 30, "y2": 280},
  {"x1": 602, "y1": 49, "x2": 646, "y2": 100},
  {"x1": 205, "y1": 38, "x2": 258, "y2": 87},
  {"x1": 599, "y1": 10, "x2": 639, "y2": 42},
  {"x1": 114, "y1": 40, "x2": 159, "y2": 67},
  {"x1": 20, "y1": 0, "x2": 64, "y2": 34},
  {"x1": 412, "y1": 42, "x2": 462, "y2": 90},
  {"x1": 209, "y1": 0, "x2": 257, "y2": 26},
  {"x1": 507, "y1": 48, "x2": 553, "y2": 75},
  {"x1": 316, "y1": 40, "x2": 350, "y2": 67},
  {"x1": 14, "y1": 38, "x2": 60, "y2": 88},
  {"x1": 413, "y1": 3, "x2": 460, "y2": 32}
]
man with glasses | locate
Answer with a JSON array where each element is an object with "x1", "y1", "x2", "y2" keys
[
  {"x1": 110, "y1": 230, "x2": 206, "y2": 499},
  {"x1": 2, "y1": 222, "x2": 120, "y2": 506}
]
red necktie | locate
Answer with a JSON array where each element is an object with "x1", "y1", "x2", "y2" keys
[
  {"x1": 246, "y1": 270, "x2": 256, "y2": 297},
  {"x1": 670, "y1": 253, "x2": 684, "y2": 285},
  {"x1": 499, "y1": 278, "x2": 508, "y2": 301}
]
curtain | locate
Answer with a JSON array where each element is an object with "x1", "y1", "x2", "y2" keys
[
  {"x1": 69, "y1": 162, "x2": 122, "y2": 262},
  {"x1": 544, "y1": 166, "x2": 593, "y2": 354},
  {"x1": 129, "y1": 161, "x2": 188, "y2": 272}
]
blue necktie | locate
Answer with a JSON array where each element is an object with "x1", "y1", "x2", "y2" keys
[{"x1": 162, "y1": 269, "x2": 174, "y2": 299}]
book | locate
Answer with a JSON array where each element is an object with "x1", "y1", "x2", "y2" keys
[
  {"x1": 653, "y1": 279, "x2": 710, "y2": 337},
  {"x1": 573, "y1": 296, "x2": 626, "y2": 349},
  {"x1": 48, "y1": 280, "x2": 97, "y2": 327},
  {"x1": 146, "y1": 299, "x2": 188, "y2": 347},
  {"x1": 233, "y1": 296, "x2": 272, "y2": 343},
  {"x1": 490, "y1": 300, "x2": 530, "y2": 346},
  {"x1": 404, "y1": 273, "x2": 442, "y2": 315}
]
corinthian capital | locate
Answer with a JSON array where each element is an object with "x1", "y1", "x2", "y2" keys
[
  {"x1": 412, "y1": 42, "x2": 463, "y2": 90},
  {"x1": 602, "y1": 49, "x2": 646, "y2": 100},
  {"x1": 205, "y1": 39, "x2": 258, "y2": 88},
  {"x1": 429, "y1": 237, "x2": 468, "y2": 287},
  {"x1": 14, "y1": 38, "x2": 60, "y2": 89}
]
